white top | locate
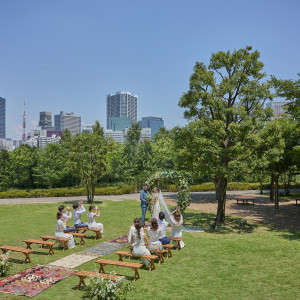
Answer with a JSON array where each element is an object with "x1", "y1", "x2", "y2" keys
[
  {"x1": 158, "y1": 219, "x2": 168, "y2": 239},
  {"x1": 62, "y1": 211, "x2": 72, "y2": 222},
  {"x1": 148, "y1": 229, "x2": 162, "y2": 244},
  {"x1": 56, "y1": 219, "x2": 66, "y2": 233},
  {"x1": 170, "y1": 214, "x2": 183, "y2": 238},
  {"x1": 74, "y1": 205, "x2": 86, "y2": 225},
  {"x1": 129, "y1": 226, "x2": 144, "y2": 243},
  {"x1": 87, "y1": 212, "x2": 98, "y2": 224}
]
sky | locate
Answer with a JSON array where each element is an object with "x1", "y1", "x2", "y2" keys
[{"x1": 1, "y1": 0, "x2": 299, "y2": 139}]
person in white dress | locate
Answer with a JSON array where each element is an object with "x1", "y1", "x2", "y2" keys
[
  {"x1": 148, "y1": 218, "x2": 163, "y2": 251},
  {"x1": 55, "y1": 212, "x2": 76, "y2": 249},
  {"x1": 128, "y1": 218, "x2": 142, "y2": 244},
  {"x1": 131, "y1": 223, "x2": 151, "y2": 266},
  {"x1": 87, "y1": 205, "x2": 104, "y2": 234},
  {"x1": 152, "y1": 187, "x2": 161, "y2": 220},
  {"x1": 170, "y1": 207, "x2": 185, "y2": 249},
  {"x1": 58, "y1": 205, "x2": 76, "y2": 233}
]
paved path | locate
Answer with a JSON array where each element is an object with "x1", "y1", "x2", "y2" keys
[{"x1": 0, "y1": 189, "x2": 275, "y2": 205}]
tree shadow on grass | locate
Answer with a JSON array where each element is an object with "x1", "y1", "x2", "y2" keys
[
  {"x1": 183, "y1": 212, "x2": 258, "y2": 235},
  {"x1": 266, "y1": 225, "x2": 300, "y2": 241}
]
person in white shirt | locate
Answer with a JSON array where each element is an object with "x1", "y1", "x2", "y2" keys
[
  {"x1": 55, "y1": 212, "x2": 75, "y2": 249},
  {"x1": 170, "y1": 206, "x2": 185, "y2": 249},
  {"x1": 87, "y1": 205, "x2": 103, "y2": 233},
  {"x1": 58, "y1": 205, "x2": 76, "y2": 233},
  {"x1": 73, "y1": 199, "x2": 88, "y2": 229},
  {"x1": 158, "y1": 212, "x2": 170, "y2": 245},
  {"x1": 128, "y1": 218, "x2": 143, "y2": 244},
  {"x1": 147, "y1": 218, "x2": 163, "y2": 251}
]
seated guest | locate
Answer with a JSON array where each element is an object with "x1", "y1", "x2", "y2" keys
[
  {"x1": 147, "y1": 218, "x2": 163, "y2": 251},
  {"x1": 131, "y1": 222, "x2": 151, "y2": 266},
  {"x1": 128, "y1": 218, "x2": 142, "y2": 244},
  {"x1": 87, "y1": 205, "x2": 103, "y2": 234},
  {"x1": 73, "y1": 199, "x2": 88, "y2": 228},
  {"x1": 170, "y1": 206, "x2": 185, "y2": 249},
  {"x1": 58, "y1": 205, "x2": 76, "y2": 233},
  {"x1": 158, "y1": 212, "x2": 170, "y2": 245},
  {"x1": 55, "y1": 212, "x2": 75, "y2": 249}
]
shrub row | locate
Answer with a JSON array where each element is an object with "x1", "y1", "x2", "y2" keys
[
  {"x1": 166, "y1": 182, "x2": 300, "y2": 192},
  {"x1": 0, "y1": 185, "x2": 136, "y2": 199}
]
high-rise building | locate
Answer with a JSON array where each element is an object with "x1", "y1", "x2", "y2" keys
[
  {"x1": 82, "y1": 123, "x2": 95, "y2": 133},
  {"x1": 105, "y1": 129, "x2": 125, "y2": 143},
  {"x1": 39, "y1": 111, "x2": 54, "y2": 130},
  {"x1": 54, "y1": 111, "x2": 81, "y2": 135},
  {"x1": 0, "y1": 97, "x2": 6, "y2": 139},
  {"x1": 266, "y1": 101, "x2": 289, "y2": 118},
  {"x1": 106, "y1": 92, "x2": 137, "y2": 129},
  {"x1": 107, "y1": 117, "x2": 132, "y2": 131},
  {"x1": 139, "y1": 116, "x2": 164, "y2": 138}
]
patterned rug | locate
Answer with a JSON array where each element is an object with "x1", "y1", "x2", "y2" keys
[
  {"x1": 0, "y1": 265, "x2": 76, "y2": 297},
  {"x1": 107, "y1": 233, "x2": 129, "y2": 244},
  {"x1": 48, "y1": 253, "x2": 98, "y2": 269},
  {"x1": 80, "y1": 242, "x2": 123, "y2": 256}
]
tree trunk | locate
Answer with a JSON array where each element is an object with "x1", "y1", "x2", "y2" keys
[
  {"x1": 270, "y1": 174, "x2": 274, "y2": 201},
  {"x1": 260, "y1": 174, "x2": 263, "y2": 195},
  {"x1": 215, "y1": 177, "x2": 227, "y2": 222},
  {"x1": 86, "y1": 178, "x2": 92, "y2": 204},
  {"x1": 275, "y1": 175, "x2": 279, "y2": 210}
]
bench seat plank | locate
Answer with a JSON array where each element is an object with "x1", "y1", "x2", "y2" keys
[
  {"x1": 23, "y1": 239, "x2": 56, "y2": 255},
  {"x1": 40, "y1": 236, "x2": 70, "y2": 251},
  {"x1": 0, "y1": 245, "x2": 32, "y2": 264}
]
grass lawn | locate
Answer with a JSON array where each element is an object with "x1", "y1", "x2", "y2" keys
[{"x1": 0, "y1": 199, "x2": 299, "y2": 299}]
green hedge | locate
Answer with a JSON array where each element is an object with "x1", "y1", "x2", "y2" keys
[
  {"x1": 167, "y1": 182, "x2": 300, "y2": 192},
  {"x1": 0, "y1": 185, "x2": 136, "y2": 199}
]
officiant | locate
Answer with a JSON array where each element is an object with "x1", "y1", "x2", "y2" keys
[{"x1": 140, "y1": 183, "x2": 149, "y2": 226}]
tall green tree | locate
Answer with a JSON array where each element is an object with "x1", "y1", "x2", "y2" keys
[
  {"x1": 0, "y1": 149, "x2": 12, "y2": 191},
  {"x1": 69, "y1": 121, "x2": 109, "y2": 203},
  {"x1": 178, "y1": 46, "x2": 273, "y2": 222}
]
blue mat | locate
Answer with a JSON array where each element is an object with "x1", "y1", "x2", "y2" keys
[{"x1": 80, "y1": 242, "x2": 123, "y2": 256}]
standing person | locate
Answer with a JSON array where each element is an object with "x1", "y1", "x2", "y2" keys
[
  {"x1": 158, "y1": 212, "x2": 170, "y2": 245},
  {"x1": 140, "y1": 184, "x2": 149, "y2": 226},
  {"x1": 58, "y1": 205, "x2": 76, "y2": 233},
  {"x1": 87, "y1": 205, "x2": 103, "y2": 233},
  {"x1": 73, "y1": 199, "x2": 88, "y2": 229},
  {"x1": 55, "y1": 212, "x2": 76, "y2": 249}
]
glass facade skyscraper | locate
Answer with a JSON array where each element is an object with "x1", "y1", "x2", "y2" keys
[
  {"x1": 106, "y1": 92, "x2": 137, "y2": 129},
  {"x1": 0, "y1": 97, "x2": 5, "y2": 139},
  {"x1": 140, "y1": 116, "x2": 164, "y2": 138}
]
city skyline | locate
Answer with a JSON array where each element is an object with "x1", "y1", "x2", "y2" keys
[{"x1": 1, "y1": 0, "x2": 299, "y2": 140}]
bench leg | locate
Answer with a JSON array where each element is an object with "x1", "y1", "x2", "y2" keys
[
  {"x1": 99, "y1": 264, "x2": 105, "y2": 274},
  {"x1": 77, "y1": 277, "x2": 85, "y2": 291},
  {"x1": 167, "y1": 248, "x2": 172, "y2": 258},
  {"x1": 149, "y1": 259, "x2": 155, "y2": 272},
  {"x1": 80, "y1": 237, "x2": 85, "y2": 246},
  {"x1": 25, "y1": 243, "x2": 32, "y2": 250},
  {"x1": 118, "y1": 255, "x2": 123, "y2": 262},
  {"x1": 47, "y1": 245, "x2": 55, "y2": 255},
  {"x1": 23, "y1": 253, "x2": 31, "y2": 264},
  {"x1": 63, "y1": 241, "x2": 69, "y2": 251},
  {"x1": 95, "y1": 231, "x2": 101, "y2": 240}
]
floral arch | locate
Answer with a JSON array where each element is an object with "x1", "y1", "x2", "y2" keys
[{"x1": 146, "y1": 171, "x2": 191, "y2": 212}]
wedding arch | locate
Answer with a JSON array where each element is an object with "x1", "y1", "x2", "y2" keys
[{"x1": 146, "y1": 171, "x2": 191, "y2": 212}]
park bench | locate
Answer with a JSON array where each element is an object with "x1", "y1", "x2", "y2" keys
[
  {"x1": 75, "y1": 227, "x2": 102, "y2": 240},
  {"x1": 163, "y1": 244, "x2": 175, "y2": 258},
  {"x1": 70, "y1": 232, "x2": 86, "y2": 245},
  {"x1": 40, "y1": 236, "x2": 70, "y2": 251},
  {"x1": 234, "y1": 197, "x2": 255, "y2": 205},
  {"x1": 23, "y1": 239, "x2": 56, "y2": 255},
  {"x1": 170, "y1": 237, "x2": 184, "y2": 250},
  {"x1": 75, "y1": 271, "x2": 125, "y2": 290},
  {"x1": 115, "y1": 250, "x2": 158, "y2": 271},
  {"x1": 0, "y1": 245, "x2": 32, "y2": 264},
  {"x1": 128, "y1": 245, "x2": 166, "y2": 264},
  {"x1": 95, "y1": 259, "x2": 142, "y2": 281}
]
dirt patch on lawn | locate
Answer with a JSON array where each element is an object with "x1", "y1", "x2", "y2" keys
[{"x1": 164, "y1": 193, "x2": 300, "y2": 232}]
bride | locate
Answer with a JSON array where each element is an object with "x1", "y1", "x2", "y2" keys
[{"x1": 152, "y1": 187, "x2": 171, "y2": 224}]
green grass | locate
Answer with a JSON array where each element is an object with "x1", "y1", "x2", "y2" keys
[{"x1": 0, "y1": 200, "x2": 299, "y2": 299}]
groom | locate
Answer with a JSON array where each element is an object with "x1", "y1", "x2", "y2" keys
[{"x1": 140, "y1": 183, "x2": 149, "y2": 226}]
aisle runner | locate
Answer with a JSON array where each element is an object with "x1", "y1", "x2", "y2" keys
[
  {"x1": 107, "y1": 233, "x2": 129, "y2": 244},
  {"x1": 48, "y1": 253, "x2": 97, "y2": 269},
  {"x1": 80, "y1": 242, "x2": 123, "y2": 256},
  {"x1": 0, "y1": 265, "x2": 76, "y2": 297}
]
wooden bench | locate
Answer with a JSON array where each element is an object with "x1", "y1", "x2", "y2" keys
[
  {"x1": 163, "y1": 244, "x2": 175, "y2": 258},
  {"x1": 0, "y1": 245, "x2": 32, "y2": 264},
  {"x1": 95, "y1": 259, "x2": 142, "y2": 281},
  {"x1": 234, "y1": 197, "x2": 255, "y2": 205},
  {"x1": 70, "y1": 233, "x2": 86, "y2": 245},
  {"x1": 40, "y1": 236, "x2": 70, "y2": 251},
  {"x1": 75, "y1": 271, "x2": 125, "y2": 290},
  {"x1": 128, "y1": 246, "x2": 167, "y2": 264},
  {"x1": 23, "y1": 239, "x2": 56, "y2": 255},
  {"x1": 170, "y1": 237, "x2": 183, "y2": 250},
  {"x1": 75, "y1": 227, "x2": 102, "y2": 240},
  {"x1": 115, "y1": 251, "x2": 158, "y2": 272}
]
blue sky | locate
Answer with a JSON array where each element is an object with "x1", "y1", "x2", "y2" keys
[{"x1": 1, "y1": 0, "x2": 299, "y2": 139}]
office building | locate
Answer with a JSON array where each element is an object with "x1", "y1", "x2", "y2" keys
[
  {"x1": 13, "y1": 139, "x2": 24, "y2": 150},
  {"x1": 106, "y1": 92, "x2": 137, "y2": 129},
  {"x1": 266, "y1": 101, "x2": 289, "y2": 118},
  {"x1": 39, "y1": 111, "x2": 54, "y2": 130},
  {"x1": 82, "y1": 123, "x2": 94, "y2": 133},
  {"x1": 107, "y1": 117, "x2": 132, "y2": 131},
  {"x1": 124, "y1": 127, "x2": 151, "y2": 142},
  {"x1": 105, "y1": 129, "x2": 125, "y2": 143},
  {"x1": 139, "y1": 116, "x2": 164, "y2": 138},
  {"x1": 0, "y1": 97, "x2": 5, "y2": 139},
  {"x1": 54, "y1": 111, "x2": 81, "y2": 135},
  {"x1": 0, "y1": 139, "x2": 12, "y2": 151}
]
